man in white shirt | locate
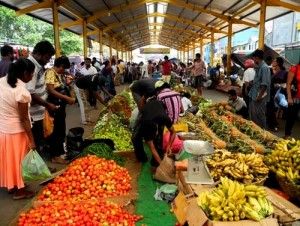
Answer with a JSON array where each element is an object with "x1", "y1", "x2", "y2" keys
[
  {"x1": 228, "y1": 89, "x2": 247, "y2": 118},
  {"x1": 80, "y1": 58, "x2": 98, "y2": 76},
  {"x1": 76, "y1": 58, "x2": 98, "y2": 123}
]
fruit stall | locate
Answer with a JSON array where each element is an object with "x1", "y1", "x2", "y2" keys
[
  {"x1": 171, "y1": 93, "x2": 300, "y2": 225},
  {"x1": 14, "y1": 88, "x2": 300, "y2": 226}
]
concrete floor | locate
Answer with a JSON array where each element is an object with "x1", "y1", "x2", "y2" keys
[{"x1": 1, "y1": 88, "x2": 299, "y2": 226}]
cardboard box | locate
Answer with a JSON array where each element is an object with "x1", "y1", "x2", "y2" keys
[
  {"x1": 186, "y1": 198, "x2": 279, "y2": 226},
  {"x1": 266, "y1": 188, "x2": 300, "y2": 224},
  {"x1": 176, "y1": 171, "x2": 215, "y2": 196}
]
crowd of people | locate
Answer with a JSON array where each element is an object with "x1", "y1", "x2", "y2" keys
[
  {"x1": 235, "y1": 49, "x2": 300, "y2": 140},
  {"x1": 0, "y1": 40, "x2": 299, "y2": 200}
]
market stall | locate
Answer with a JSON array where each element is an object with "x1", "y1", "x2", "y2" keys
[
  {"x1": 13, "y1": 88, "x2": 300, "y2": 226},
  {"x1": 170, "y1": 97, "x2": 300, "y2": 226}
]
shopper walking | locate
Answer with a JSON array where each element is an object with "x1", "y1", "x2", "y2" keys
[
  {"x1": 102, "y1": 60, "x2": 116, "y2": 96},
  {"x1": 0, "y1": 58, "x2": 35, "y2": 199},
  {"x1": 0, "y1": 45, "x2": 14, "y2": 77},
  {"x1": 45, "y1": 56, "x2": 75, "y2": 164},
  {"x1": 248, "y1": 49, "x2": 271, "y2": 129},
  {"x1": 161, "y1": 56, "x2": 172, "y2": 83},
  {"x1": 26, "y1": 41, "x2": 57, "y2": 157},
  {"x1": 189, "y1": 53, "x2": 206, "y2": 96},
  {"x1": 285, "y1": 60, "x2": 300, "y2": 138}
]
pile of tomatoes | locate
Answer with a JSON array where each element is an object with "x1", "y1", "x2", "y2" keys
[
  {"x1": 38, "y1": 156, "x2": 132, "y2": 201},
  {"x1": 18, "y1": 200, "x2": 141, "y2": 226}
]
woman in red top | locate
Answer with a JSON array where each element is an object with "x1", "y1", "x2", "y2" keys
[{"x1": 285, "y1": 60, "x2": 300, "y2": 137}]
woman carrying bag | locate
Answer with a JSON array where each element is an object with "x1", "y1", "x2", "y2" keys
[
  {"x1": 45, "y1": 56, "x2": 75, "y2": 164},
  {"x1": 0, "y1": 59, "x2": 36, "y2": 199}
]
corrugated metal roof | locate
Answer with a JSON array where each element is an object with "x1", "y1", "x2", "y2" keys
[{"x1": 0, "y1": 0, "x2": 299, "y2": 50}]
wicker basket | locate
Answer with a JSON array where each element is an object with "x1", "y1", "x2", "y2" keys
[{"x1": 276, "y1": 175, "x2": 300, "y2": 202}]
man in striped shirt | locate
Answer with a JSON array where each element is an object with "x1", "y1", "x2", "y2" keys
[
  {"x1": 155, "y1": 80, "x2": 183, "y2": 124},
  {"x1": 26, "y1": 41, "x2": 56, "y2": 157}
]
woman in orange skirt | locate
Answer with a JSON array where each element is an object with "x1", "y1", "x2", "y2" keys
[{"x1": 0, "y1": 58, "x2": 36, "y2": 199}]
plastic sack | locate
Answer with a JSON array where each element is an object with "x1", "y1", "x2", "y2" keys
[
  {"x1": 22, "y1": 149, "x2": 51, "y2": 181},
  {"x1": 274, "y1": 88, "x2": 288, "y2": 108},
  {"x1": 154, "y1": 184, "x2": 178, "y2": 202},
  {"x1": 43, "y1": 110, "x2": 54, "y2": 138}
]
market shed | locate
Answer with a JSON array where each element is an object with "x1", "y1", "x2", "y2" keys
[{"x1": 0, "y1": 0, "x2": 299, "y2": 70}]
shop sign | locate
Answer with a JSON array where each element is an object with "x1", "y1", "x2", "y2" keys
[{"x1": 140, "y1": 48, "x2": 170, "y2": 54}]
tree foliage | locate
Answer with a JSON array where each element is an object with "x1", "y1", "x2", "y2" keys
[{"x1": 0, "y1": 6, "x2": 82, "y2": 55}]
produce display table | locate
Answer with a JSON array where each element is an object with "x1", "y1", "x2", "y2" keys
[{"x1": 175, "y1": 170, "x2": 300, "y2": 226}]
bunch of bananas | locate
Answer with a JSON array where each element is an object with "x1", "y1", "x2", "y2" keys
[
  {"x1": 206, "y1": 150, "x2": 269, "y2": 184},
  {"x1": 197, "y1": 177, "x2": 273, "y2": 222},
  {"x1": 266, "y1": 139, "x2": 300, "y2": 184}
]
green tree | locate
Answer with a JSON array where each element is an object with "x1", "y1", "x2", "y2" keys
[{"x1": 0, "y1": 6, "x2": 82, "y2": 55}]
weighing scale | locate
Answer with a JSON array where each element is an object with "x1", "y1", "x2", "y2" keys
[{"x1": 183, "y1": 140, "x2": 215, "y2": 185}]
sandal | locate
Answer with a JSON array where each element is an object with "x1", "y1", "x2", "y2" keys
[
  {"x1": 13, "y1": 190, "x2": 35, "y2": 200},
  {"x1": 8, "y1": 187, "x2": 17, "y2": 194}
]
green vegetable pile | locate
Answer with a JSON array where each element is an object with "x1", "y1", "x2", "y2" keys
[
  {"x1": 80, "y1": 143, "x2": 125, "y2": 166},
  {"x1": 93, "y1": 113, "x2": 133, "y2": 151}
]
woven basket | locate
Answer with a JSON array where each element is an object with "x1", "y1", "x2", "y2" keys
[{"x1": 276, "y1": 175, "x2": 300, "y2": 202}]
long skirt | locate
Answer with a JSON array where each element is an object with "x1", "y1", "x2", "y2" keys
[{"x1": 0, "y1": 132, "x2": 28, "y2": 190}]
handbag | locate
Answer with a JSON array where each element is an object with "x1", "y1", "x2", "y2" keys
[
  {"x1": 43, "y1": 110, "x2": 54, "y2": 138},
  {"x1": 47, "y1": 73, "x2": 70, "y2": 106}
]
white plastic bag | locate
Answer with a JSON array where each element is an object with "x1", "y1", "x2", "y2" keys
[{"x1": 22, "y1": 149, "x2": 51, "y2": 181}]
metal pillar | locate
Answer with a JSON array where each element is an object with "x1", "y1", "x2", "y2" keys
[
  {"x1": 99, "y1": 29, "x2": 103, "y2": 62},
  {"x1": 227, "y1": 21, "x2": 233, "y2": 75},
  {"x1": 187, "y1": 45, "x2": 190, "y2": 65},
  {"x1": 192, "y1": 42, "x2": 195, "y2": 59},
  {"x1": 210, "y1": 32, "x2": 215, "y2": 66},
  {"x1": 258, "y1": 0, "x2": 267, "y2": 49},
  {"x1": 83, "y1": 19, "x2": 88, "y2": 58},
  {"x1": 109, "y1": 39, "x2": 113, "y2": 59},
  {"x1": 200, "y1": 38, "x2": 203, "y2": 57},
  {"x1": 52, "y1": 1, "x2": 60, "y2": 57}
]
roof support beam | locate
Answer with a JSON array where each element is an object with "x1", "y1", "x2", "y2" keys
[
  {"x1": 227, "y1": 20, "x2": 233, "y2": 75},
  {"x1": 149, "y1": 0, "x2": 257, "y2": 27},
  {"x1": 258, "y1": 0, "x2": 267, "y2": 49},
  {"x1": 60, "y1": 19, "x2": 83, "y2": 29},
  {"x1": 210, "y1": 32, "x2": 215, "y2": 66},
  {"x1": 59, "y1": 0, "x2": 145, "y2": 29},
  {"x1": 15, "y1": 0, "x2": 52, "y2": 16},
  {"x1": 52, "y1": 0, "x2": 61, "y2": 57},
  {"x1": 83, "y1": 19, "x2": 88, "y2": 58},
  {"x1": 103, "y1": 12, "x2": 228, "y2": 34},
  {"x1": 267, "y1": 0, "x2": 300, "y2": 12}
]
